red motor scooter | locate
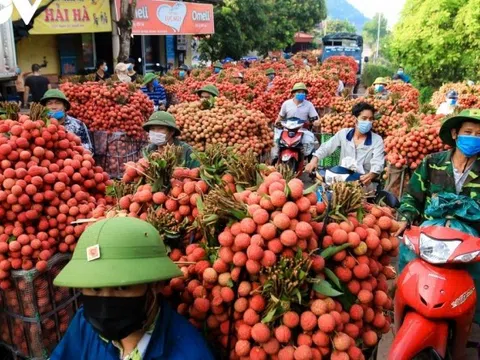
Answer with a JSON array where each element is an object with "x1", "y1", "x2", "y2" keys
[
  {"x1": 390, "y1": 225, "x2": 480, "y2": 360},
  {"x1": 276, "y1": 118, "x2": 312, "y2": 176}
]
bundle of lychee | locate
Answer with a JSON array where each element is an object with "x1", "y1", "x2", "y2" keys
[
  {"x1": 94, "y1": 145, "x2": 208, "y2": 248},
  {"x1": 60, "y1": 81, "x2": 153, "y2": 138},
  {"x1": 321, "y1": 56, "x2": 359, "y2": 86},
  {"x1": 161, "y1": 174, "x2": 398, "y2": 359},
  {"x1": 0, "y1": 114, "x2": 112, "y2": 289},
  {"x1": 169, "y1": 97, "x2": 272, "y2": 154},
  {"x1": 431, "y1": 82, "x2": 480, "y2": 109}
]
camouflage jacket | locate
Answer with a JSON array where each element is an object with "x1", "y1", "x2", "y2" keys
[
  {"x1": 142, "y1": 139, "x2": 200, "y2": 169},
  {"x1": 399, "y1": 150, "x2": 480, "y2": 223}
]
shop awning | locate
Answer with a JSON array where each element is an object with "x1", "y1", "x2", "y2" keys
[
  {"x1": 115, "y1": 0, "x2": 215, "y2": 36},
  {"x1": 294, "y1": 32, "x2": 314, "y2": 43}
]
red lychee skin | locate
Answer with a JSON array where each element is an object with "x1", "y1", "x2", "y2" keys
[
  {"x1": 274, "y1": 325, "x2": 291, "y2": 343},
  {"x1": 362, "y1": 330, "x2": 379, "y2": 347},
  {"x1": 278, "y1": 346, "x2": 295, "y2": 360},
  {"x1": 249, "y1": 294, "x2": 266, "y2": 312},
  {"x1": 243, "y1": 308, "x2": 260, "y2": 326},
  {"x1": 318, "y1": 313, "x2": 336, "y2": 333},
  {"x1": 312, "y1": 331, "x2": 330, "y2": 347},
  {"x1": 237, "y1": 323, "x2": 252, "y2": 340},
  {"x1": 251, "y1": 323, "x2": 271, "y2": 343},
  {"x1": 283, "y1": 311, "x2": 300, "y2": 328},
  {"x1": 333, "y1": 332, "x2": 352, "y2": 351},
  {"x1": 235, "y1": 340, "x2": 251, "y2": 357},
  {"x1": 310, "y1": 299, "x2": 328, "y2": 316},
  {"x1": 300, "y1": 311, "x2": 317, "y2": 331},
  {"x1": 294, "y1": 345, "x2": 313, "y2": 360},
  {"x1": 349, "y1": 304, "x2": 364, "y2": 321},
  {"x1": 250, "y1": 346, "x2": 267, "y2": 360},
  {"x1": 262, "y1": 338, "x2": 280, "y2": 355}
]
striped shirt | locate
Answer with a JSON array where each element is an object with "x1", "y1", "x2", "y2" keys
[{"x1": 141, "y1": 84, "x2": 167, "y2": 107}]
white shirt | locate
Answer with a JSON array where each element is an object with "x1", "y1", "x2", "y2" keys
[
  {"x1": 279, "y1": 99, "x2": 318, "y2": 121},
  {"x1": 437, "y1": 102, "x2": 457, "y2": 115},
  {"x1": 313, "y1": 128, "x2": 385, "y2": 174}
]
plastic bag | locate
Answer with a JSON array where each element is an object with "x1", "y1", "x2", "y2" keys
[{"x1": 398, "y1": 193, "x2": 480, "y2": 323}]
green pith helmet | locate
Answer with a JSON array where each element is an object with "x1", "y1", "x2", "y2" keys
[
  {"x1": 53, "y1": 217, "x2": 182, "y2": 288},
  {"x1": 373, "y1": 77, "x2": 387, "y2": 86},
  {"x1": 440, "y1": 109, "x2": 480, "y2": 147},
  {"x1": 142, "y1": 111, "x2": 181, "y2": 136},
  {"x1": 291, "y1": 82, "x2": 308, "y2": 94},
  {"x1": 142, "y1": 73, "x2": 159, "y2": 86},
  {"x1": 213, "y1": 61, "x2": 223, "y2": 70},
  {"x1": 40, "y1": 89, "x2": 71, "y2": 111},
  {"x1": 265, "y1": 68, "x2": 275, "y2": 76},
  {"x1": 196, "y1": 84, "x2": 219, "y2": 97}
]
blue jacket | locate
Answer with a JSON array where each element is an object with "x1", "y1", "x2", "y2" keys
[{"x1": 50, "y1": 299, "x2": 215, "y2": 360}]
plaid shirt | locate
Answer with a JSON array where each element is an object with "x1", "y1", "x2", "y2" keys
[{"x1": 64, "y1": 115, "x2": 94, "y2": 154}]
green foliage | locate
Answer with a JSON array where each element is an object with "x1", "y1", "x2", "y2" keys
[
  {"x1": 199, "y1": 0, "x2": 327, "y2": 60},
  {"x1": 324, "y1": 19, "x2": 357, "y2": 34},
  {"x1": 362, "y1": 13, "x2": 389, "y2": 47},
  {"x1": 361, "y1": 64, "x2": 395, "y2": 87},
  {"x1": 419, "y1": 86, "x2": 435, "y2": 105},
  {"x1": 389, "y1": 0, "x2": 479, "y2": 88}
]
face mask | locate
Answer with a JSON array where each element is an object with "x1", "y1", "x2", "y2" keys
[
  {"x1": 179, "y1": 71, "x2": 186, "y2": 79},
  {"x1": 149, "y1": 131, "x2": 167, "y2": 145},
  {"x1": 15, "y1": 67, "x2": 21, "y2": 75},
  {"x1": 268, "y1": 75, "x2": 275, "y2": 81},
  {"x1": 48, "y1": 110, "x2": 65, "y2": 120},
  {"x1": 81, "y1": 294, "x2": 147, "y2": 341},
  {"x1": 303, "y1": 59, "x2": 308, "y2": 65},
  {"x1": 397, "y1": 70, "x2": 404, "y2": 75},
  {"x1": 152, "y1": 79, "x2": 159, "y2": 87},
  {"x1": 128, "y1": 64, "x2": 134, "y2": 71},
  {"x1": 357, "y1": 120, "x2": 373, "y2": 134},
  {"x1": 214, "y1": 68, "x2": 221, "y2": 74},
  {"x1": 375, "y1": 85, "x2": 385, "y2": 93},
  {"x1": 456, "y1": 135, "x2": 480, "y2": 158},
  {"x1": 448, "y1": 98, "x2": 457, "y2": 106},
  {"x1": 295, "y1": 93, "x2": 306, "y2": 102}
]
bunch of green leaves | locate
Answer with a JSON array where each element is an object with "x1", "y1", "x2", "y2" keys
[
  {"x1": 147, "y1": 207, "x2": 190, "y2": 250},
  {"x1": 0, "y1": 102, "x2": 20, "y2": 120},
  {"x1": 141, "y1": 144, "x2": 184, "y2": 192},
  {"x1": 192, "y1": 144, "x2": 232, "y2": 187},
  {"x1": 225, "y1": 148, "x2": 261, "y2": 189},
  {"x1": 106, "y1": 180, "x2": 140, "y2": 200}
]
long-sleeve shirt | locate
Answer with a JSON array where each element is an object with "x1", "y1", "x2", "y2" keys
[
  {"x1": 313, "y1": 128, "x2": 385, "y2": 175},
  {"x1": 399, "y1": 150, "x2": 480, "y2": 224},
  {"x1": 141, "y1": 84, "x2": 167, "y2": 109},
  {"x1": 50, "y1": 299, "x2": 215, "y2": 360},
  {"x1": 143, "y1": 139, "x2": 199, "y2": 169},
  {"x1": 64, "y1": 115, "x2": 94, "y2": 154}
]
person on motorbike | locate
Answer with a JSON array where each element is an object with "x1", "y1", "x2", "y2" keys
[
  {"x1": 396, "y1": 109, "x2": 480, "y2": 236},
  {"x1": 305, "y1": 102, "x2": 384, "y2": 188},
  {"x1": 436, "y1": 90, "x2": 459, "y2": 116},
  {"x1": 50, "y1": 217, "x2": 214, "y2": 360},
  {"x1": 276, "y1": 83, "x2": 319, "y2": 128}
]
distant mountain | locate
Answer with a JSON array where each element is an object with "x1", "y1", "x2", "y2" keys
[{"x1": 326, "y1": 0, "x2": 370, "y2": 33}]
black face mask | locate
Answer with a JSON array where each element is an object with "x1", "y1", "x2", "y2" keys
[{"x1": 81, "y1": 294, "x2": 148, "y2": 341}]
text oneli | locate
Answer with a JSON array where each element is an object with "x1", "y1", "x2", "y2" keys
[{"x1": 134, "y1": 6, "x2": 211, "y2": 22}]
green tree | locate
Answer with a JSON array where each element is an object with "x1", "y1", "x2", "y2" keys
[
  {"x1": 454, "y1": 0, "x2": 480, "y2": 80},
  {"x1": 388, "y1": 0, "x2": 467, "y2": 87},
  {"x1": 324, "y1": 19, "x2": 357, "y2": 34},
  {"x1": 362, "y1": 13, "x2": 388, "y2": 48},
  {"x1": 199, "y1": 0, "x2": 327, "y2": 60}
]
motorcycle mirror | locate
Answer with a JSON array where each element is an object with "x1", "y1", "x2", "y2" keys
[{"x1": 375, "y1": 190, "x2": 400, "y2": 209}]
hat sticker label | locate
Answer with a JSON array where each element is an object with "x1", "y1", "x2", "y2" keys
[{"x1": 87, "y1": 244, "x2": 101, "y2": 262}]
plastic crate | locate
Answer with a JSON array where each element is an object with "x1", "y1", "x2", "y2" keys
[
  {"x1": 317, "y1": 133, "x2": 340, "y2": 168},
  {"x1": 92, "y1": 131, "x2": 148, "y2": 179},
  {"x1": 0, "y1": 254, "x2": 80, "y2": 359}
]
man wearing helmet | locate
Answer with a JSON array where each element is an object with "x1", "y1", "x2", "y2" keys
[
  {"x1": 437, "y1": 90, "x2": 459, "y2": 115},
  {"x1": 50, "y1": 217, "x2": 214, "y2": 359}
]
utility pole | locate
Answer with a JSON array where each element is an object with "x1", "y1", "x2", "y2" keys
[{"x1": 375, "y1": 13, "x2": 381, "y2": 61}]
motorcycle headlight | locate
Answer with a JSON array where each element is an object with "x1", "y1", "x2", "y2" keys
[
  {"x1": 403, "y1": 235, "x2": 415, "y2": 252},
  {"x1": 454, "y1": 251, "x2": 480, "y2": 263},
  {"x1": 419, "y1": 233, "x2": 461, "y2": 264}
]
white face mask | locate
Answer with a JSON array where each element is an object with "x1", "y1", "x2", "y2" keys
[{"x1": 149, "y1": 131, "x2": 167, "y2": 145}]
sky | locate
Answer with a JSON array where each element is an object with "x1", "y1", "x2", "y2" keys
[{"x1": 347, "y1": 0, "x2": 407, "y2": 28}]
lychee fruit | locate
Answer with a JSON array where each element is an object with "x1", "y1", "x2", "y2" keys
[
  {"x1": 333, "y1": 332, "x2": 352, "y2": 351},
  {"x1": 353, "y1": 263, "x2": 370, "y2": 279},
  {"x1": 332, "y1": 229, "x2": 348, "y2": 245},
  {"x1": 278, "y1": 346, "x2": 295, "y2": 360},
  {"x1": 253, "y1": 209, "x2": 270, "y2": 225},
  {"x1": 251, "y1": 323, "x2": 271, "y2": 343},
  {"x1": 310, "y1": 299, "x2": 328, "y2": 316},
  {"x1": 271, "y1": 190, "x2": 288, "y2": 207},
  {"x1": 374, "y1": 290, "x2": 388, "y2": 307},
  {"x1": 237, "y1": 323, "x2": 252, "y2": 340},
  {"x1": 275, "y1": 325, "x2": 292, "y2": 343},
  {"x1": 247, "y1": 244, "x2": 264, "y2": 261},
  {"x1": 358, "y1": 289, "x2": 374, "y2": 304},
  {"x1": 295, "y1": 221, "x2": 313, "y2": 239},
  {"x1": 288, "y1": 179, "x2": 304, "y2": 200},
  {"x1": 294, "y1": 345, "x2": 312, "y2": 360},
  {"x1": 243, "y1": 308, "x2": 260, "y2": 326},
  {"x1": 280, "y1": 230, "x2": 298, "y2": 247},
  {"x1": 362, "y1": 330, "x2": 378, "y2": 346},
  {"x1": 218, "y1": 231, "x2": 234, "y2": 247},
  {"x1": 235, "y1": 339, "x2": 251, "y2": 356},
  {"x1": 283, "y1": 311, "x2": 300, "y2": 328},
  {"x1": 318, "y1": 313, "x2": 335, "y2": 333},
  {"x1": 273, "y1": 213, "x2": 291, "y2": 230},
  {"x1": 259, "y1": 223, "x2": 277, "y2": 240},
  {"x1": 349, "y1": 304, "x2": 364, "y2": 321},
  {"x1": 282, "y1": 201, "x2": 299, "y2": 219},
  {"x1": 300, "y1": 311, "x2": 317, "y2": 331},
  {"x1": 312, "y1": 331, "x2": 330, "y2": 347},
  {"x1": 263, "y1": 338, "x2": 280, "y2": 355}
]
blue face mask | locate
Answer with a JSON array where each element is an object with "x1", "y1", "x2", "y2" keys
[
  {"x1": 397, "y1": 70, "x2": 404, "y2": 75},
  {"x1": 179, "y1": 70, "x2": 186, "y2": 79},
  {"x1": 214, "y1": 68, "x2": 221, "y2": 74},
  {"x1": 128, "y1": 64, "x2": 134, "y2": 71},
  {"x1": 448, "y1": 98, "x2": 457, "y2": 106},
  {"x1": 104, "y1": 65, "x2": 108, "y2": 72},
  {"x1": 15, "y1": 67, "x2": 21, "y2": 74},
  {"x1": 358, "y1": 120, "x2": 372, "y2": 134},
  {"x1": 375, "y1": 85, "x2": 385, "y2": 93},
  {"x1": 295, "y1": 93, "x2": 306, "y2": 102},
  {"x1": 457, "y1": 135, "x2": 480, "y2": 158},
  {"x1": 48, "y1": 110, "x2": 65, "y2": 120},
  {"x1": 152, "y1": 79, "x2": 159, "y2": 87}
]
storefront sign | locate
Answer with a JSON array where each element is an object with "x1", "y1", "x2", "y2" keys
[
  {"x1": 12, "y1": 0, "x2": 112, "y2": 34},
  {"x1": 166, "y1": 35, "x2": 175, "y2": 65},
  {"x1": 115, "y1": 0, "x2": 214, "y2": 36}
]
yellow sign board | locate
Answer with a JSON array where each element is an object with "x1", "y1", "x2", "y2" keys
[{"x1": 13, "y1": 0, "x2": 112, "y2": 34}]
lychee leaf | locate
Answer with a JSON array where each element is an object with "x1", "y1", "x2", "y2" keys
[
  {"x1": 312, "y1": 280, "x2": 343, "y2": 297},
  {"x1": 303, "y1": 183, "x2": 317, "y2": 195},
  {"x1": 324, "y1": 268, "x2": 341, "y2": 289},
  {"x1": 262, "y1": 308, "x2": 277, "y2": 324},
  {"x1": 320, "y1": 243, "x2": 351, "y2": 259}
]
